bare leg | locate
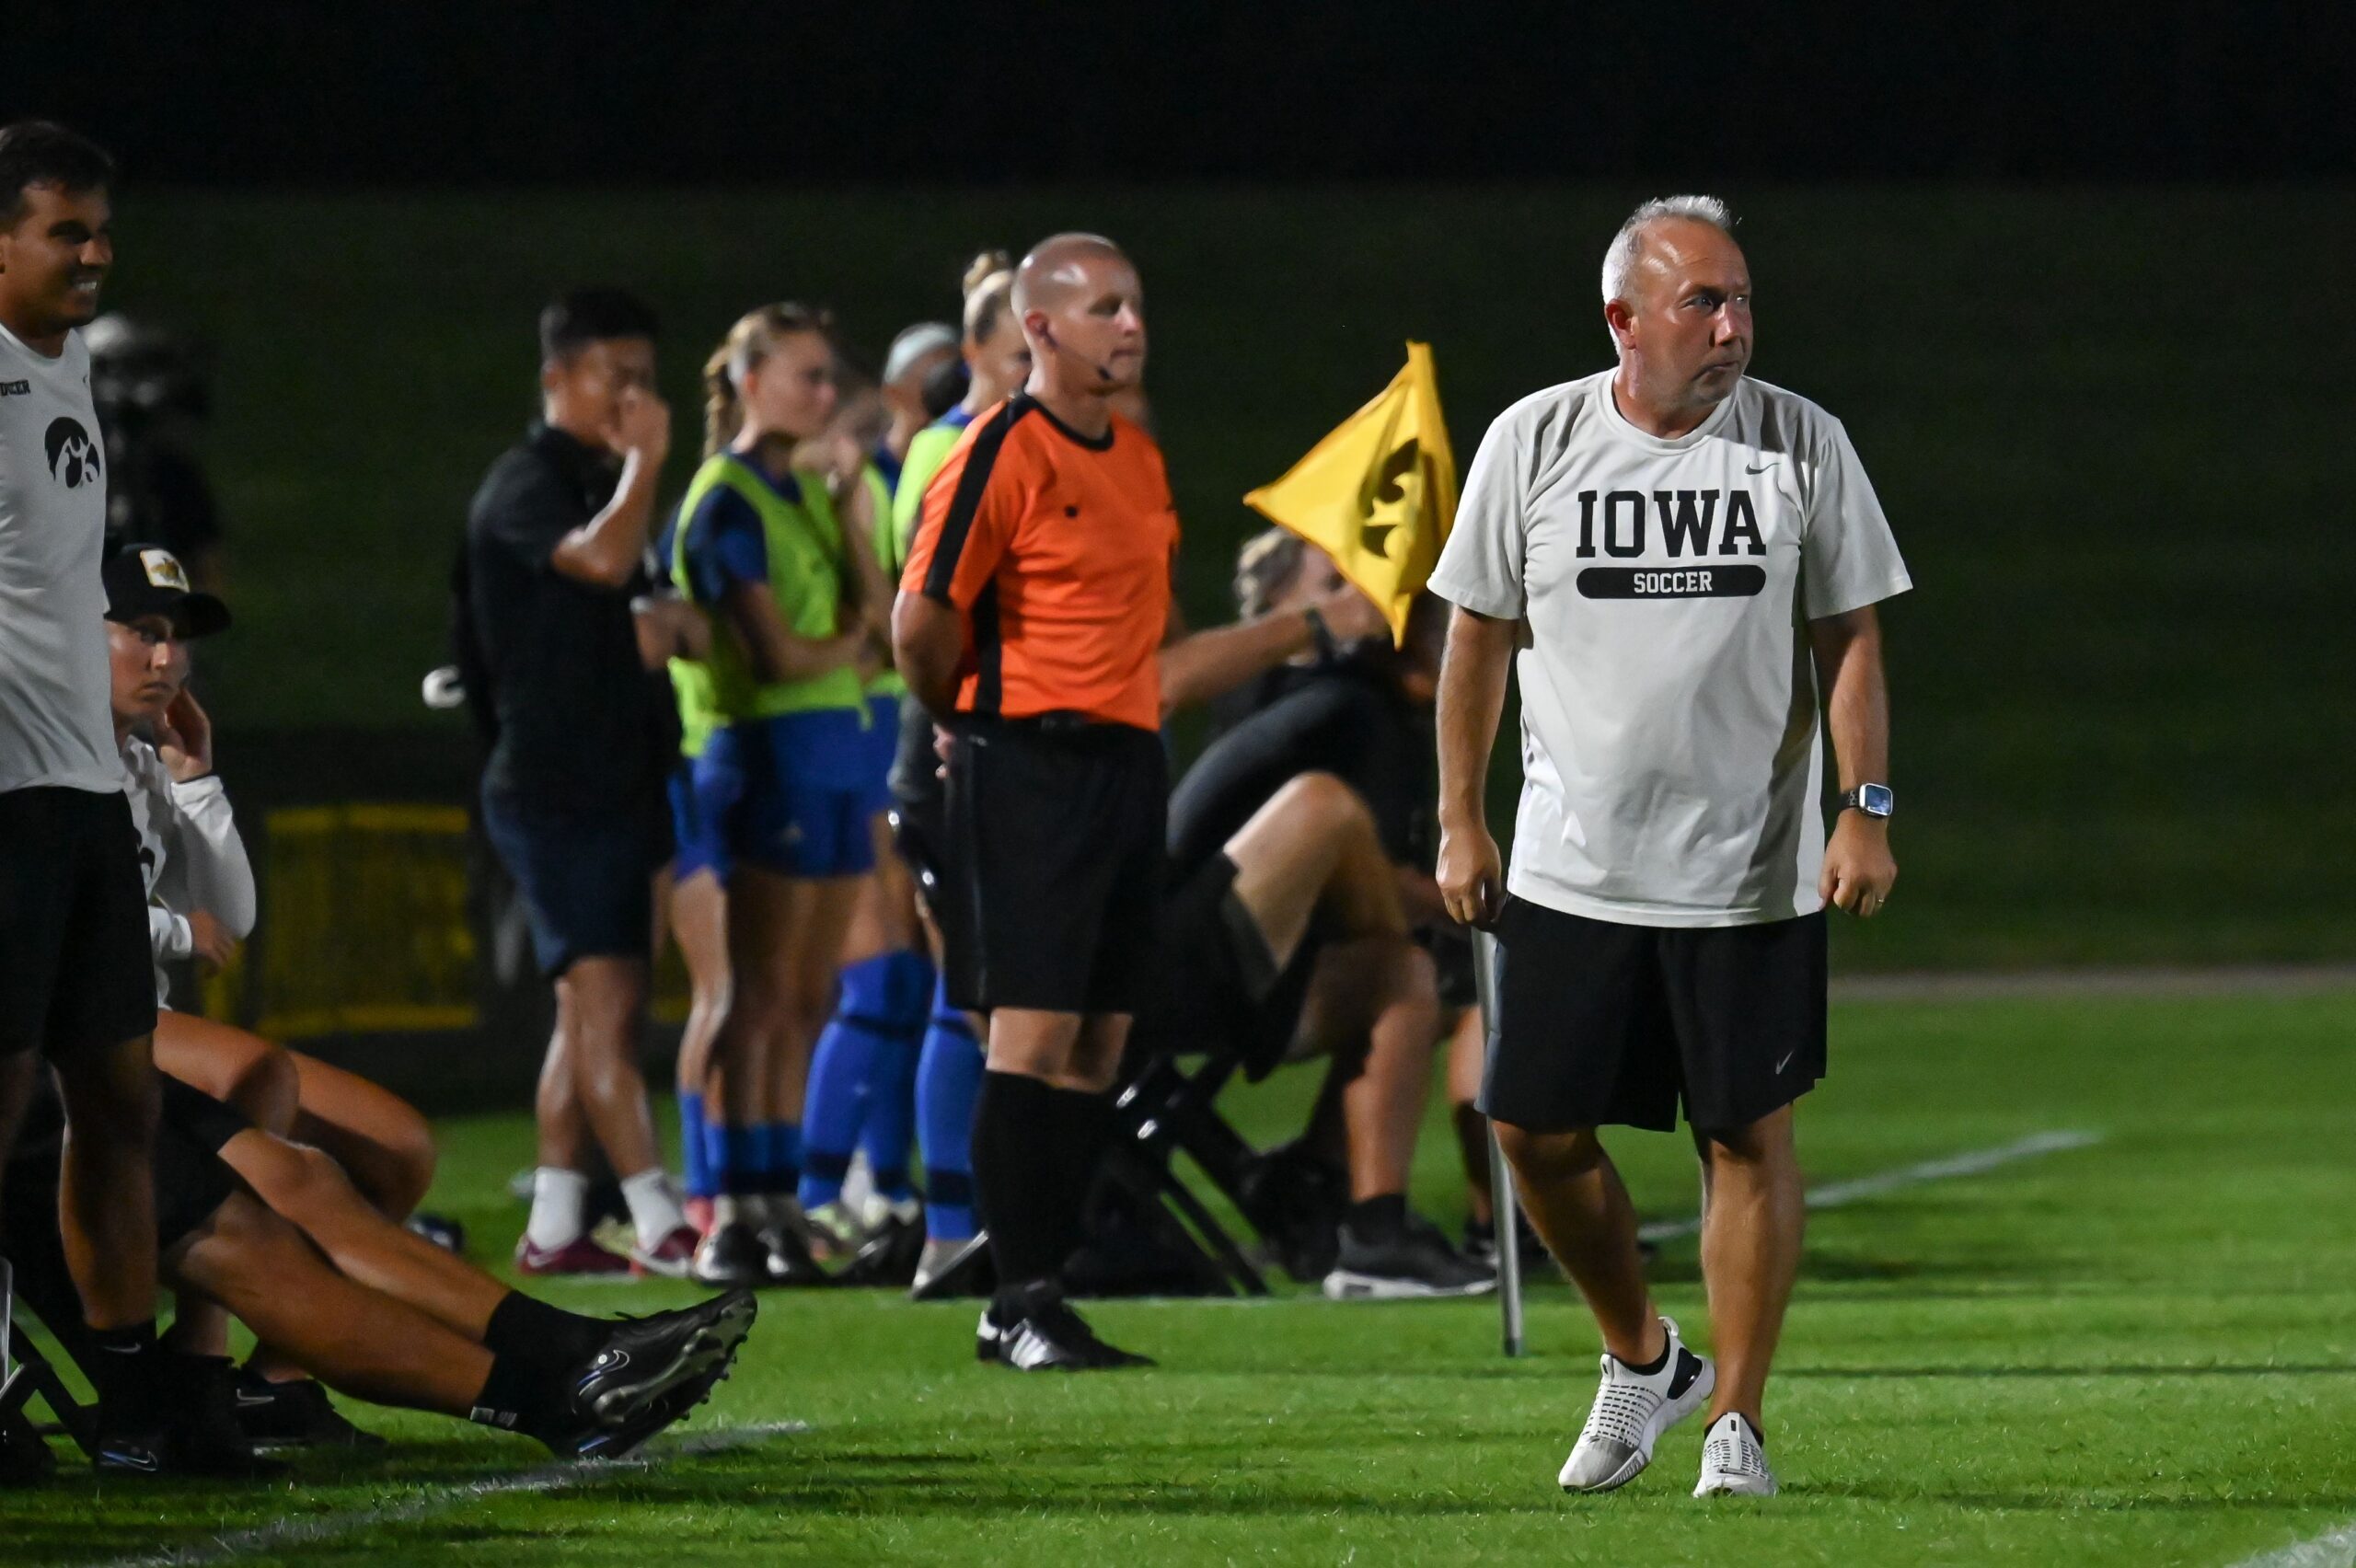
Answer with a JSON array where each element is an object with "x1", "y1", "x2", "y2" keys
[
  {"x1": 215, "y1": 1128, "x2": 506, "y2": 1342},
  {"x1": 167, "y1": 1191, "x2": 491, "y2": 1416},
  {"x1": 1444, "y1": 1009, "x2": 1494, "y2": 1228},
  {"x1": 0, "y1": 1051, "x2": 32, "y2": 1220},
  {"x1": 285, "y1": 1050, "x2": 438, "y2": 1221},
  {"x1": 52, "y1": 1033, "x2": 160, "y2": 1330},
  {"x1": 732, "y1": 871, "x2": 860, "y2": 1132},
  {"x1": 1292, "y1": 938, "x2": 1441, "y2": 1201},
  {"x1": 152, "y1": 1012, "x2": 300, "y2": 1137},
  {"x1": 1494, "y1": 1124, "x2": 1661, "y2": 1366},
  {"x1": 555, "y1": 954, "x2": 659, "y2": 1179},
  {"x1": 670, "y1": 870, "x2": 729, "y2": 1103},
  {"x1": 533, "y1": 1005, "x2": 590, "y2": 1171},
  {"x1": 1693, "y1": 1105, "x2": 1804, "y2": 1427},
  {"x1": 987, "y1": 1009, "x2": 1129, "y2": 1092}
]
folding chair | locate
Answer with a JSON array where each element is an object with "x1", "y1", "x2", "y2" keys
[
  {"x1": 2, "y1": 1257, "x2": 98, "y2": 1469},
  {"x1": 1103, "y1": 1043, "x2": 1273, "y2": 1297}
]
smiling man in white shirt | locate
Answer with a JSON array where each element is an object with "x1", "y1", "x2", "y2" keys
[{"x1": 1430, "y1": 195, "x2": 1909, "y2": 1500}]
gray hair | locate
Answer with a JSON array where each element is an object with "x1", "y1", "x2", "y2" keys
[{"x1": 1600, "y1": 194, "x2": 1736, "y2": 308}]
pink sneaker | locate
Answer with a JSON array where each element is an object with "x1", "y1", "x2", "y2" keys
[
  {"x1": 514, "y1": 1233, "x2": 633, "y2": 1275},
  {"x1": 630, "y1": 1225, "x2": 701, "y2": 1279}
]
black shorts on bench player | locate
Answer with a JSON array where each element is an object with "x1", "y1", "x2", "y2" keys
[{"x1": 893, "y1": 233, "x2": 1385, "y2": 1369}]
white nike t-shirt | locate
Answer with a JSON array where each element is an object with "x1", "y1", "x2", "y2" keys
[
  {"x1": 0, "y1": 319, "x2": 119, "y2": 796},
  {"x1": 1428, "y1": 370, "x2": 1911, "y2": 928}
]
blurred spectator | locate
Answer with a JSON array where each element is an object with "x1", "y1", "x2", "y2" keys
[
  {"x1": 87, "y1": 314, "x2": 225, "y2": 586},
  {"x1": 874, "y1": 320, "x2": 958, "y2": 489},
  {"x1": 462, "y1": 287, "x2": 695, "y2": 1278}
]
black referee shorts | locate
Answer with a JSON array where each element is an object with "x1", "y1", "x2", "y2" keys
[
  {"x1": 941, "y1": 715, "x2": 1165, "y2": 1016},
  {"x1": 0, "y1": 787, "x2": 159, "y2": 1060},
  {"x1": 1482, "y1": 898, "x2": 1827, "y2": 1135}
]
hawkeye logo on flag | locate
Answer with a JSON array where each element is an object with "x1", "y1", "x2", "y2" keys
[{"x1": 1244, "y1": 342, "x2": 1458, "y2": 645}]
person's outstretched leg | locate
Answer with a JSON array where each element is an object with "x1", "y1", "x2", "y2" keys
[
  {"x1": 560, "y1": 954, "x2": 687, "y2": 1266},
  {"x1": 1693, "y1": 1104, "x2": 1803, "y2": 1431},
  {"x1": 284, "y1": 1049, "x2": 438, "y2": 1221}
]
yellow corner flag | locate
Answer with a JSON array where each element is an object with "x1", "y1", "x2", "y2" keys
[{"x1": 1243, "y1": 342, "x2": 1457, "y2": 644}]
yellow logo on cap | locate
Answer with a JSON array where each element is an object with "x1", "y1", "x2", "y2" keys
[{"x1": 139, "y1": 549, "x2": 190, "y2": 593}]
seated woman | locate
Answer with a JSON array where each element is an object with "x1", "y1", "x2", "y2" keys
[{"x1": 101, "y1": 546, "x2": 437, "y2": 1223}]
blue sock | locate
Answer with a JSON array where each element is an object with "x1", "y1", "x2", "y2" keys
[
  {"x1": 763, "y1": 1122, "x2": 803, "y2": 1198},
  {"x1": 799, "y1": 1014, "x2": 880, "y2": 1211},
  {"x1": 858, "y1": 951, "x2": 933, "y2": 1203},
  {"x1": 721, "y1": 1124, "x2": 766, "y2": 1199},
  {"x1": 678, "y1": 1092, "x2": 714, "y2": 1199},
  {"x1": 915, "y1": 979, "x2": 985, "y2": 1243}
]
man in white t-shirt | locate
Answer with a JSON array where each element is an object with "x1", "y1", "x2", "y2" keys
[
  {"x1": 0, "y1": 121, "x2": 199, "y2": 1475},
  {"x1": 1430, "y1": 195, "x2": 1909, "y2": 1501}
]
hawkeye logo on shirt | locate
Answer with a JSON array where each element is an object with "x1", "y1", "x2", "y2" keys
[
  {"x1": 1573, "y1": 488, "x2": 1767, "y2": 600},
  {"x1": 45, "y1": 417, "x2": 101, "y2": 489}
]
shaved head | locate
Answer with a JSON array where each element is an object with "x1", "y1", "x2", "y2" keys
[
  {"x1": 1012, "y1": 231, "x2": 1147, "y2": 407},
  {"x1": 1012, "y1": 232, "x2": 1131, "y2": 314}
]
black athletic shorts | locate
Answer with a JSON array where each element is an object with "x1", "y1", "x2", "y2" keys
[
  {"x1": 941, "y1": 714, "x2": 1166, "y2": 1015},
  {"x1": 159, "y1": 1074, "x2": 255, "y2": 1156},
  {"x1": 0, "y1": 787, "x2": 159, "y2": 1059},
  {"x1": 1129, "y1": 853, "x2": 1320, "y2": 1081},
  {"x1": 1481, "y1": 898, "x2": 1827, "y2": 1134}
]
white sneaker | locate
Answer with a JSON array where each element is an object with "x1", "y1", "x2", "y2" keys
[
  {"x1": 1557, "y1": 1316, "x2": 1715, "y2": 1493},
  {"x1": 1692, "y1": 1412, "x2": 1777, "y2": 1497}
]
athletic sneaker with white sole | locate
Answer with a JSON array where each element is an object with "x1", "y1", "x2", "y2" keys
[
  {"x1": 1556, "y1": 1316, "x2": 1714, "y2": 1493},
  {"x1": 1693, "y1": 1412, "x2": 1777, "y2": 1497}
]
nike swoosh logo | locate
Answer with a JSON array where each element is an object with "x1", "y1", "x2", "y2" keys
[
  {"x1": 1745, "y1": 463, "x2": 1776, "y2": 474},
  {"x1": 99, "y1": 1447, "x2": 161, "y2": 1472},
  {"x1": 234, "y1": 1390, "x2": 276, "y2": 1408},
  {"x1": 1774, "y1": 1049, "x2": 1796, "y2": 1073}
]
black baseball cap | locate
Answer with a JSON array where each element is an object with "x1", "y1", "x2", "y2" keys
[{"x1": 102, "y1": 547, "x2": 230, "y2": 638}]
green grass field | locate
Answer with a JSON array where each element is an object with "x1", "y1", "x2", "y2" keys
[{"x1": 9, "y1": 983, "x2": 2355, "y2": 1565}]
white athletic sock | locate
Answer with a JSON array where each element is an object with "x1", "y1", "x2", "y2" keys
[
  {"x1": 620, "y1": 1168, "x2": 686, "y2": 1242},
  {"x1": 525, "y1": 1167, "x2": 589, "y2": 1251}
]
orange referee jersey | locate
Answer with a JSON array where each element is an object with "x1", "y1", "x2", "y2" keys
[{"x1": 900, "y1": 392, "x2": 1178, "y2": 732}]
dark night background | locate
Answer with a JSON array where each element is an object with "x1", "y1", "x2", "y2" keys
[{"x1": 6, "y1": 2, "x2": 2348, "y2": 185}]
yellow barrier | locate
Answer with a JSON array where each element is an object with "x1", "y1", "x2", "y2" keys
[{"x1": 206, "y1": 803, "x2": 691, "y2": 1041}]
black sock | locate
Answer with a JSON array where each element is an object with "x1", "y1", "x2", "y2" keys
[
  {"x1": 469, "y1": 1351, "x2": 562, "y2": 1435},
  {"x1": 482, "y1": 1291, "x2": 607, "y2": 1377},
  {"x1": 1618, "y1": 1335, "x2": 1672, "y2": 1377},
  {"x1": 1044, "y1": 1085, "x2": 1114, "y2": 1269},
  {"x1": 974, "y1": 1070, "x2": 1067, "y2": 1297},
  {"x1": 87, "y1": 1319, "x2": 159, "y2": 1413},
  {"x1": 1346, "y1": 1193, "x2": 1409, "y2": 1240}
]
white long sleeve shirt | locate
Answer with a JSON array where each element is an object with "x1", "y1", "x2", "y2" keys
[{"x1": 121, "y1": 734, "x2": 256, "y2": 1004}]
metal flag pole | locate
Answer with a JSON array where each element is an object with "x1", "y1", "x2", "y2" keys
[{"x1": 1471, "y1": 927, "x2": 1525, "y2": 1357}]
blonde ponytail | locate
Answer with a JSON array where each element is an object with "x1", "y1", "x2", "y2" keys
[{"x1": 699, "y1": 302, "x2": 835, "y2": 458}]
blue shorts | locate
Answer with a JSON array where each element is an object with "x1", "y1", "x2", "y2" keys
[
  {"x1": 860, "y1": 693, "x2": 902, "y2": 817},
  {"x1": 698, "y1": 709, "x2": 878, "y2": 880},
  {"x1": 668, "y1": 757, "x2": 728, "y2": 883},
  {"x1": 481, "y1": 785, "x2": 667, "y2": 978}
]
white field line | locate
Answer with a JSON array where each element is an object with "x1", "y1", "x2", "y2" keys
[
  {"x1": 93, "y1": 1420, "x2": 806, "y2": 1568},
  {"x1": 1833, "y1": 965, "x2": 2356, "y2": 1002},
  {"x1": 1634, "y1": 1128, "x2": 2104, "y2": 1243},
  {"x1": 2224, "y1": 1519, "x2": 2356, "y2": 1568}
]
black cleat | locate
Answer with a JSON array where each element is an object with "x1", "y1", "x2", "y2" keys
[
  {"x1": 758, "y1": 1222, "x2": 829, "y2": 1287},
  {"x1": 98, "y1": 1354, "x2": 283, "y2": 1477},
  {"x1": 540, "y1": 1289, "x2": 756, "y2": 1460},
  {"x1": 690, "y1": 1222, "x2": 770, "y2": 1289},
  {"x1": 844, "y1": 1211, "x2": 925, "y2": 1287},
  {"x1": 982, "y1": 1284, "x2": 1152, "y2": 1372},
  {"x1": 405, "y1": 1211, "x2": 468, "y2": 1255},
  {"x1": 232, "y1": 1368, "x2": 383, "y2": 1449},
  {"x1": 1322, "y1": 1214, "x2": 1497, "y2": 1299}
]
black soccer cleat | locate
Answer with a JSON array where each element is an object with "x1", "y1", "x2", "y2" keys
[
  {"x1": 1322, "y1": 1214, "x2": 1498, "y2": 1300},
  {"x1": 98, "y1": 1353, "x2": 283, "y2": 1477},
  {"x1": 539, "y1": 1288, "x2": 757, "y2": 1461},
  {"x1": 690, "y1": 1222, "x2": 771, "y2": 1289},
  {"x1": 844, "y1": 1210, "x2": 926, "y2": 1288},
  {"x1": 232, "y1": 1367, "x2": 384, "y2": 1449},
  {"x1": 759, "y1": 1218, "x2": 830, "y2": 1287},
  {"x1": 982, "y1": 1284, "x2": 1153, "y2": 1372}
]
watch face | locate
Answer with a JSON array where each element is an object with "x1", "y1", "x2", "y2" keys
[{"x1": 1860, "y1": 783, "x2": 1895, "y2": 817}]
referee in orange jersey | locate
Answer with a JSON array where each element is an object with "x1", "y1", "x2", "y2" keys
[{"x1": 896, "y1": 234, "x2": 1379, "y2": 1367}]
